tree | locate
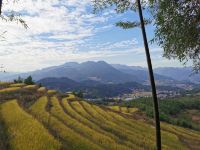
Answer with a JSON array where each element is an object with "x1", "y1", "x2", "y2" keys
[
  {"x1": 0, "y1": 0, "x2": 2, "y2": 15},
  {"x1": 149, "y1": 1, "x2": 200, "y2": 71},
  {"x1": 14, "y1": 76, "x2": 23, "y2": 83},
  {"x1": 24, "y1": 76, "x2": 34, "y2": 85},
  {"x1": 72, "y1": 91, "x2": 84, "y2": 98},
  {"x1": 77, "y1": 91, "x2": 84, "y2": 98},
  {"x1": 93, "y1": 0, "x2": 161, "y2": 149}
]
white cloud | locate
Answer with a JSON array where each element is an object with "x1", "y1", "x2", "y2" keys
[
  {"x1": 0, "y1": 0, "x2": 183, "y2": 72},
  {"x1": 0, "y1": 0, "x2": 116, "y2": 72}
]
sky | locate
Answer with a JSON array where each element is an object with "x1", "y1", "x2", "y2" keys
[{"x1": 0, "y1": 0, "x2": 188, "y2": 72}]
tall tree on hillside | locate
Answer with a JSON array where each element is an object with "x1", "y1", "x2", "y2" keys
[{"x1": 93, "y1": 0, "x2": 161, "y2": 149}]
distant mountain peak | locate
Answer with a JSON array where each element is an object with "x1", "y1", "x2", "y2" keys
[
  {"x1": 1, "y1": 61, "x2": 199, "y2": 84},
  {"x1": 97, "y1": 60, "x2": 108, "y2": 64},
  {"x1": 62, "y1": 62, "x2": 79, "y2": 67},
  {"x1": 81, "y1": 61, "x2": 108, "y2": 65}
]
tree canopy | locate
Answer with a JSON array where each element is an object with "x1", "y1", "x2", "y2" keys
[
  {"x1": 24, "y1": 76, "x2": 34, "y2": 85},
  {"x1": 93, "y1": 0, "x2": 149, "y2": 28},
  {"x1": 93, "y1": 0, "x2": 200, "y2": 71},
  {"x1": 151, "y1": 1, "x2": 200, "y2": 71}
]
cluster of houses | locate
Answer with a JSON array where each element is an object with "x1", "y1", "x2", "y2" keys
[{"x1": 113, "y1": 90, "x2": 181, "y2": 101}]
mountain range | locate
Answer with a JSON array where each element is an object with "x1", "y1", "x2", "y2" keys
[{"x1": 1, "y1": 61, "x2": 200, "y2": 85}]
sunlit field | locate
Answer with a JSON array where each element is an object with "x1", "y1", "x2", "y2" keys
[
  {"x1": 0, "y1": 100, "x2": 61, "y2": 150},
  {"x1": 0, "y1": 87, "x2": 21, "y2": 93},
  {"x1": 0, "y1": 84, "x2": 200, "y2": 150},
  {"x1": 0, "y1": 0, "x2": 199, "y2": 149}
]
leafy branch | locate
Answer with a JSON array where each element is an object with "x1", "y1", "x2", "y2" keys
[
  {"x1": 116, "y1": 19, "x2": 151, "y2": 29},
  {"x1": 0, "y1": 11, "x2": 28, "y2": 29}
]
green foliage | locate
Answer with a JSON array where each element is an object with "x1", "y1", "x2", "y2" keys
[
  {"x1": 72, "y1": 91, "x2": 83, "y2": 98},
  {"x1": 151, "y1": 1, "x2": 200, "y2": 71},
  {"x1": 122, "y1": 96, "x2": 200, "y2": 131},
  {"x1": 24, "y1": 76, "x2": 34, "y2": 85},
  {"x1": 93, "y1": 0, "x2": 148, "y2": 13},
  {"x1": 93, "y1": 0, "x2": 150, "y2": 29},
  {"x1": 116, "y1": 19, "x2": 151, "y2": 29},
  {"x1": 93, "y1": 0, "x2": 200, "y2": 71},
  {"x1": 14, "y1": 76, "x2": 23, "y2": 83}
]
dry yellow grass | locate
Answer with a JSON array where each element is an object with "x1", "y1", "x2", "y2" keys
[
  {"x1": 23, "y1": 85, "x2": 38, "y2": 89},
  {"x1": 67, "y1": 94, "x2": 76, "y2": 99},
  {"x1": 70, "y1": 101, "x2": 141, "y2": 149},
  {"x1": 81, "y1": 100, "x2": 190, "y2": 150},
  {"x1": 37, "y1": 87, "x2": 46, "y2": 93},
  {"x1": 81, "y1": 101, "x2": 156, "y2": 149},
  {"x1": 101, "y1": 105, "x2": 189, "y2": 150},
  {"x1": 30, "y1": 96, "x2": 102, "y2": 150},
  {"x1": 120, "y1": 107, "x2": 128, "y2": 113},
  {"x1": 47, "y1": 90, "x2": 57, "y2": 95},
  {"x1": 107, "y1": 106, "x2": 120, "y2": 111},
  {"x1": 51, "y1": 97, "x2": 130, "y2": 150},
  {"x1": 107, "y1": 106, "x2": 138, "y2": 114},
  {"x1": 0, "y1": 100, "x2": 61, "y2": 150},
  {"x1": 161, "y1": 123, "x2": 200, "y2": 149},
  {"x1": 128, "y1": 107, "x2": 138, "y2": 113},
  {"x1": 0, "y1": 82, "x2": 11, "y2": 85},
  {"x1": 0, "y1": 87, "x2": 21, "y2": 93},
  {"x1": 9, "y1": 83, "x2": 25, "y2": 87},
  {"x1": 62, "y1": 98, "x2": 125, "y2": 144},
  {"x1": 0, "y1": 84, "x2": 199, "y2": 150}
]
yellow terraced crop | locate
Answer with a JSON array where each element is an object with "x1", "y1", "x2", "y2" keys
[
  {"x1": 30, "y1": 96, "x2": 102, "y2": 150},
  {"x1": 0, "y1": 100, "x2": 61, "y2": 150},
  {"x1": 0, "y1": 87, "x2": 21, "y2": 93},
  {"x1": 47, "y1": 90, "x2": 57, "y2": 95},
  {"x1": 23, "y1": 85, "x2": 38, "y2": 89},
  {"x1": 51, "y1": 97, "x2": 130, "y2": 150},
  {"x1": 9, "y1": 83, "x2": 25, "y2": 87},
  {"x1": 37, "y1": 87, "x2": 46, "y2": 92}
]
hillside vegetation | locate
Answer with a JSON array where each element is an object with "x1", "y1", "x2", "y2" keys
[
  {"x1": 0, "y1": 82, "x2": 200, "y2": 150},
  {"x1": 121, "y1": 97, "x2": 200, "y2": 131}
]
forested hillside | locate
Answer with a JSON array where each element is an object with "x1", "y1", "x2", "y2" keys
[{"x1": 119, "y1": 97, "x2": 200, "y2": 131}]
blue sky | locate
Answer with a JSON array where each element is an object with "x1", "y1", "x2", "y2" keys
[{"x1": 0, "y1": 0, "x2": 187, "y2": 72}]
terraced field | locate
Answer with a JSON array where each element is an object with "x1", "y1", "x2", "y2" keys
[
  {"x1": 107, "y1": 105, "x2": 139, "y2": 114},
  {"x1": 0, "y1": 100, "x2": 61, "y2": 150},
  {"x1": 0, "y1": 83, "x2": 200, "y2": 150}
]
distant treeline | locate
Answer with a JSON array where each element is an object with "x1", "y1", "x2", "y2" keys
[{"x1": 14, "y1": 76, "x2": 35, "y2": 85}]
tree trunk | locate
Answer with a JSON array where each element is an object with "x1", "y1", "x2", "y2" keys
[
  {"x1": 0, "y1": 0, "x2": 2, "y2": 15},
  {"x1": 136, "y1": 0, "x2": 161, "y2": 149}
]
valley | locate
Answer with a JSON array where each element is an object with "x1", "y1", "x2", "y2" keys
[{"x1": 1, "y1": 61, "x2": 199, "y2": 99}]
